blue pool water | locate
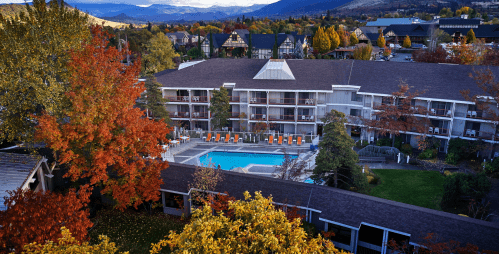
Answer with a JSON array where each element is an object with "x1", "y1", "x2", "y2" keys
[{"x1": 199, "y1": 151, "x2": 298, "y2": 170}]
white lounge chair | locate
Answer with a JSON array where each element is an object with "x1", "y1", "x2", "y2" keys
[
  {"x1": 434, "y1": 127, "x2": 440, "y2": 134},
  {"x1": 467, "y1": 111, "x2": 472, "y2": 117},
  {"x1": 472, "y1": 111, "x2": 477, "y2": 117},
  {"x1": 471, "y1": 130, "x2": 476, "y2": 137},
  {"x1": 262, "y1": 114, "x2": 266, "y2": 120},
  {"x1": 430, "y1": 108, "x2": 436, "y2": 115},
  {"x1": 302, "y1": 115, "x2": 306, "y2": 121},
  {"x1": 174, "y1": 112, "x2": 178, "y2": 117},
  {"x1": 429, "y1": 127, "x2": 433, "y2": 133}
]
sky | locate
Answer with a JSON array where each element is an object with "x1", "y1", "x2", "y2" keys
[{"x1": 0, "y1": 0, "x2": 280, "y2": 7}]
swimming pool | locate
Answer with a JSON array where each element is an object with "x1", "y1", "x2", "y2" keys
[{"x1": 199, "y1": 151, "x2": 298, "y2": 170}]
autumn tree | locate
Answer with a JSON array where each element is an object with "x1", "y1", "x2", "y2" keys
[
  {"x1": 0, "y1": 187, "x2": 92, "y2": 253},
  {"x1": 0, "y1": 0, "x2": 90, "y2": 145},
  {"x1": 353, "y1": 44, "x2": 373, "y2": 60},
  {"x1": 412, "y1": 47, "x2": 456, "y2": 63},
  {"x1": 137, "y1": 74, "x2": 170, "y2": 123},
  {"x1": 350, "y1": 32, "x2": 359, "y2": 45},
  {"x1": 313, "y1": 27, "x2": 331, "y2": 53},
  {"x1": 143, "y1": 32, "x2": 179, "y2": 74},
  {"x1": 462, "y1": 68, "x2": 499, "y2": 122},
  {"x1": 450, "y1": 38, "x2": 484, "y2": 65},
  {"x1": 325, "y1": 26, "x2": 340, "y2": 50},
  {"x1": 273, "y1": 148, "x2": 308, "y2": 181},
  {"x1": 383, "y1": 46, "x2": 392, "y2": 57},
  {"x1": 313, "y1": 110, "x2": 368, "y2": 192},
  {"x1": 403, "y1": 35, "x2": 412, "y2": 48},
  {"x1": 189, "y1": 161, "x2": 225, "y2": 203},
  {"x1": 366, "y1": 82, "x2": 430, "y2": 147},
  {"x1": 377, "y1": 33, "x2": 386, "y2": 48},
  {"x1": 467, "y1": 29, "x2": 476, "y2": 44},
  {"x1": 209, "y1": 86, "x2": 231, "y2": 130},
  {"x1": 337, "y1": 27, "x2": 349, "y2": 48},
  {"x1": 150, "y1": 191, "x2": 343, "y2": 254},
  {"x1": 35, "y1": 26, "x2": 171, "y2": 211}
]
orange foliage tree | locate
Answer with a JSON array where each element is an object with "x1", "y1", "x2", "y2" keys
[
  {"x1": 35, "y1": 26, "x2": 171, "y2": 210},
  {"x1": 0, "y1": 187, "x2": 92, "y2": 253}
]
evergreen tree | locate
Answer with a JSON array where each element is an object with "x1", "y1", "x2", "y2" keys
[
  {"x1": 147, "y1": 21, "x2": 152, "y2": 31},
  {"x1": 294, "y1": 40, "x2": 304, "y2": 59},
  {"x1": 377, "y1": 33, "x2": 386, "y2": 48},
  {"x1": 350, "y1": 32, "x2": 359, "y2": 45},
  {"x1": 403, "y1": 35, "x2": 412, "y2": 48},
  {"x1": 247, "y1": 33, "x2": 252, "y2": 59},
  {"x1": 137, "y1": 75, "x2": 170, "y2": 123},
  {"x1": 273, "y1": 32, "x2": 279, "y2": 59},
  {"x1": 313, "y1": 110, "x2": 367, "y2": 191},
  {"x1": 197, "y1": 31, "x2": 202, "y2": 58},
  {"x1": 325, "y1": 26, "x2": 340, "y2": 50},
  {"x1": 466, "y1": 29, "x2": 476, "y2": 44},
  {"x1": 209, "y1": 32, "x2": 214, "y2": 57},
  {"x1": 209, "y1": 86, "x2": 231, "y2": 131},
  {"x1": 482, "y1": 13, "x2": 489, "y2": 22}
]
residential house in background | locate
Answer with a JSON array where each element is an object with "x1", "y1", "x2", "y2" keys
[
  {"x1": 165, "y1": 31, "x2": 190, "y2": 46},
  {"x1": 155, "y1": 58, "x2": 499, "y2": 155}
]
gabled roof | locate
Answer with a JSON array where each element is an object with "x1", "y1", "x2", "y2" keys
[
  {"x1": 253, "y1": 59, "x2": 295, "y2": 80},
  {"x1": 439, "y1": 18, "x2": 481, "y2": 25},
  {"x1": 366, "y1": 18, "x2": 422, "y2": 27},
  {"x1": 204, "y1": 33, "x2": 231, "y2": 48},
  {"x1": 160, "y1": 163, "x2": 499, "y2": 251},
  {"x1": 383, "y1": 24, "x2": 432, "y2": 37},
  {"x1": 245, "y1": 34, "x2": 291, "y2": 49},
  {"x1": 165, "y1": 32, "x2": 189, "y2": 39},
  {"x1": 0, "y1": 152, "x2": 44, "y2": 211}
]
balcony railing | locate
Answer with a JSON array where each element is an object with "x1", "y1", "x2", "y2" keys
[
  {"x1": 463, "y1": 129, "x2": 495, "y2": 139},
  {"x1": 192, "y1": 112, "x2": 209, "y2": 119},
  {"x1": 191, "y1": 96, "x2": 208, "y2": 102},
  {"x1": 249, "y1": 97, "x2": 267, "y2": 104},
  {"x1": 464, "y1": 110, "x2": 496, "y2": 120},
  {"x1": 269, "y1": 98, "x2": 296, "y2": 105},
  {"x1": 165, "y1": 96, "x2": 189, "y2": 102},
  {"x1": 250, "y1": 113, "x2": 267, "y2": 120},
  {"x1": 229, "y1": 96, "x2": 240, "y2": 102},
  {"x1": 297, "y1": 115, "x2": 315, "y2": 122},
  {"x1": 229, "y1": 112, "x2": 241, "y2": 118},
  {"x1": 297, "y1": 98, "x2": 316, "y2": 105},
  {"x1": 372, "y1": 102, "x2": 391, "y2": 109},
  {"x1": 427, "y1": 127, "x2": 450, "y2": 136},
  {"x1": 170, "y1": 111, "x2": 190, "y2": 118},
  {"x1": 268, "y1": 114, "x2": 295, "y2": 122},
  {"x1": 429, "y1": 108, "x2": 452, "y2": 117}
]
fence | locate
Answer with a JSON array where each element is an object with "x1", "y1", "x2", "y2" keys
[{"x1": 180, "y1": 129, "x2": 317, "y2": 144}]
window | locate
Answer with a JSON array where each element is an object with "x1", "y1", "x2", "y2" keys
[
  {"x1": 350, "y1": 109, "x2": 361, "y2": 116},
  {"x1": 164, "y1": 192, "x2": 182, "y2": 208},
  {"x1": 232, "y1": 34, "x2": 237, "y2": 41},
  {"x1": 328, "y1": 223, "x2": 352, "y2": 245},
  {"x1": 351, "y1": 92, "x2": 362, "y2": 102}
]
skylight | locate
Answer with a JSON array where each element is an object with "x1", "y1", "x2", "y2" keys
[{"x1": 253, "y1": 59, "x2": 296, "y2": 80}]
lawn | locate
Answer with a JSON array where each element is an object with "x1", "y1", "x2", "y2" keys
[
  {"x1": 89, "y1": 208, "x2": 188, "y2": 254},
  {"x1": 369, "y1": 169, "x2": 445, "y2": 210}
]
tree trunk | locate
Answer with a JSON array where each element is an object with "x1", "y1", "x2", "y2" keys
[
  {"x1": 334, "y1": 168, "x2": 338, "y2": 188},
  {"x1": 392, "y1": 135, "x2": 396, "y2": 147}
]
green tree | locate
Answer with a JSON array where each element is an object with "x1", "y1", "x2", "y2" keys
[
  {"x1": 350, "y1": 32, "x2": 359, "y2": 45},
  {"x1": 466, "y1": 29, "x2": 476, "y2": 44},
  {"x1": 137, "y1": 74, "x2": 170, "y2": 123},
  {"x1": 482, "y1": 13, "x2": 489, "y2": 22},
  {"x1": 273, "y1": 32, "x2": 279, "y2": 59},
  {"x1": 325, "y1": 26, "x2": 339, "y2": 50},
  {"x1": 143, "y1": 32, "x2": 179, "y2": 74},
  {"x1": 197, "y1": 32, "x2": 202, "y2": 58},
  {"x1": 209, "y1": 86, "x2": 231, "y2": 131},
  {"x1": 0, "y1": 0, "x2": 90, "y2": 145},
  {"x1": 377, "y1": 33, "x2": 386, "y2": 48},
  {"x1": 313, "y1": 110, "x2": 367, "y2": 191},
  {"x1": 403, "y1": 35, "x2": 412, "y2": 48},
  {"x1": 442, "y1": 173, "x2": 491, "y2": 209},
  {"x1": 247, "y1": 32, "x2": 252, "y2": 58}
]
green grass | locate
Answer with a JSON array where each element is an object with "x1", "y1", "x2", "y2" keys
[
  {"x1": 369, "y1": 169, "x2": 445, "y2": 210},
  {"x1": 89, "y1": 208, "x2": 188, "y2": 254}
]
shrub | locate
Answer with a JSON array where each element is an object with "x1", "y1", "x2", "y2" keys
[
  {"x1": 376, "y1": 137, "x2": 391, "y2": 147},
  {"x1": 443, "y1": 170, "x2": 453, "y2": 177},
  {"x1": 355, "y1": 140, "x2": 368, "y2": 148},
  {"x1": 483, "y1": 157, "x2": 499, "y2": 176},
  {"x1": 418, "y1": 149, "x2": 437, "y2": 160},
  {"x1": 445, "y1": 153, "x2": 459, "y2": 165},
  {"x1": 400, "y1": 144, "x2": 413, "y2": 155},
  {"x1": 366, "y1": 175, "x2": 374, "y2": 183},
  {"x1": 442, "y1": 173, "x2": 491, "y2": 208},
  {"x1": 447, "y1": 138, "x2": 487, "y2": 162}
]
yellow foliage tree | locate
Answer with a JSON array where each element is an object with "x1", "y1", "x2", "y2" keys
[
  {"x1": 377, "y1": 33, "x2": 386, "y2": 48},
  {"x1": 151, "y1": 191, "x2": 345, "y2": 254},
  {"x1": 403, "y1": 35, "x2": 412, "y2": 48},
  {"x1": 313, "y1": 27, "x2": 331, "y2": 54},
  {"x1": 325, "y1": 26, "x2": 340, "y2": 50},
  {"x1": 21, "y1": 227, "x2": 126, "y2": 254},
  {"x1": 352, "y1": 44, "x2": 373, "y2": 60},
  {"x1": 143, "y1": 32, "x2": 180, "y2": 74},
  {"x1": 350, "y1": 32, "x2": 359, "y2": 45}
]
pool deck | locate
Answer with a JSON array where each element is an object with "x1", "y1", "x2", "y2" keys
[{"x1": 167, "y1": 139, "x2": 314, "y2": 178}]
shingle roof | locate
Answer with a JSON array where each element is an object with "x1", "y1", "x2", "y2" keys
[
  {"x1": 165, "y1": 32, "x2": 188, "y2": 39},
  {"x1": 155, "y1": 58, "x2": 499, "y2": 101},
  {"x1": 161, "y1": 163, "x2": 499, "y2": 251},
  {"x1": 243, "y1": 34, "x2": 291, "y2": 49},
  {"x1": 383, "y1": 24, "x2": 432, "y2": 37},
  {"x1": 439, "y1": 18, "x2": 481, "y2": 25},
  {"x1": 0, "y1": 152, "x2": 43, "y2": 210},
  {"x1": 207, "y1": 33, "x2": 230, "y2": 48},
  {"x1": 366, "y1": 18, "x2": 422, "y2": 27}
]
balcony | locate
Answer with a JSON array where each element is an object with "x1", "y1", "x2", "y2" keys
[
  {"x1": 269, "y1": 98, "x2": 296, "y2": 105},
  {"x1": 250, "y1": 97, "x2": 267, "y2": 104},
  {"x1": 464, "y1": 110, "x2": 496, "y2": 120},
  {"x1": 229, "y1": 96, "x2": 240, "y2": 102},
  {"x1": 170, "y1": 112, "x2": 190, "y2": 118},
  {"x1": 297, "y1": 115, "x2": 315, "y2": 122},
  {"x1": 427, "y1": 127, "x2": 450, "y2": 137},
  {"x1": 268, "y1": 114, "x2": 295, "y2": 122},
  {"x1": 429, "y1": 108, "x2": 452, "y2": 117},
  {"x1": 297, "y1": 98, "x2": 316, "y2": 105},
  {"x1": 192, "y1": 112, "x2": 209, "y2": 119},
  {"x1": 463, "y1": 129, "x2": 495, "y2": 139},
  {"x1": 165, "y1": 96, "x2": 189, "y2": 102},
  {"x1": 229, "y1": 112, "x2": 242, "y2": 118},
  {"x1": 191, "y1": 96, "x2": 208, "y2": 103},
  {"x1": 250, "y1": 114, "x2": 267, "y2": 120}
]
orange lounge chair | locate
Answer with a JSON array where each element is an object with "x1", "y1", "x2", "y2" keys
[
  {"x1": 215, "y1": 133, "x2": 221, "y2": 142},
  {"x1": 288, "y1": 136, "x2": 293, "y2": 145},
  {"x1": 297, "y1": 136, "x2": 302, "y2": 146},
  {"x1": 278, "y1": 136, "x2": 283, "y2": 145},
  {"x1": 268, "y1": 135, "x2": 273, "y2": 145},
  {"x1": 205, "y1": 133, "x2": 212, "y2": 142},
  {"x1": 234, "y1": 134, "x2": 239, "y2": 144},
  {"x1": 225, "y1": 134, "x2": 230, "y2": 143}
]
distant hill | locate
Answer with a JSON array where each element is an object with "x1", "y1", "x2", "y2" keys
[
  {"x1": 240, "y1": 0, "x2": 355, "y2": 18},
  {"x1": 0, "y1": 3, "x2": 128, "y2": 28}
]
